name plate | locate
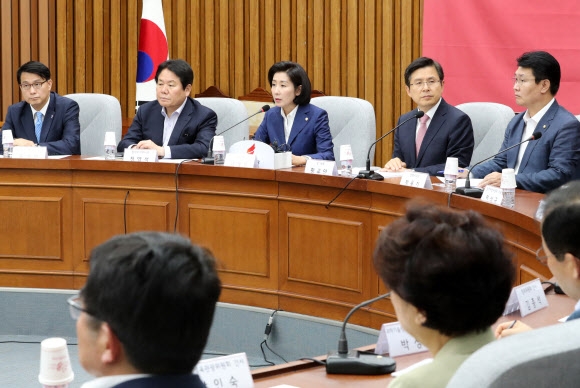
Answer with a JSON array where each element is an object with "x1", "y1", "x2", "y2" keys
[
  {"x1": 400, "y1": 171, "x2": 433, "y2": 189},
  {"x1": 193, "y1": 352, "x2": 254, "y2": 388},
  {"x1": 375, "y1": 321, "x2": 428, "y2": 357},
  {"x1": 12, "y1": 146, "x2": 48, "y2": 159},
  {"x1": 224, "y1": 153, "x2": 256, "y2": 168},
  {"x1": 481, "y1": 185, "x2": 503, "y2": 205},
  {"x1": 123, "y1": 148, "x2": 158, "y2": 162},
  {"x1": 305, "y1": 159, "x2": 337, "y2": 176},
  {"x1": 503, "y1": 278, "x2": 549, "y2": 317}
]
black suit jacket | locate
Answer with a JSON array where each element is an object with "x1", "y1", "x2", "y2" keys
[
  {"x1": 393, "y1": 98, "x2": 474, "y2": 175},
  {"x1": 118, "y1": 97, "x2": 217, "y2": 159},
  {"x1": 113, "y1": 374, "x2": 205, "y2": 388},
  {"x1": 2, "y1": 91, "x2": 80, "y2": 155}
]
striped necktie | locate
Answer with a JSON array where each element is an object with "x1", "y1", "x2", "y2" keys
[{"x1": 35, "y1": 112, "x2": 44, "y2": 143}]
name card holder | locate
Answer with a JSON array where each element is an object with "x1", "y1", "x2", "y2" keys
[
  {"x1": 375, "y1": 321, "x2": 428, "y2": 357},
  {"x1": 123, "y1": 148, "x2": 158, "y2": 162},
  {"x1": 12, "y1": 146, "x2": 48, "y2": 159},
  {"x1": 503, "y1": 278, "x2": 549, "y2": 317},
  {"x1": 481, "y1": 185, "x2": 503, "y2": 205},
  {"x1": 274, "y1": 152, "x2": 292, "y2": 169},
  {"x1": 193, "y1": 352, "x2": 254, "y2": 388},
  {"x1": 305, "y1": 159, "x2": 337, "y2": 176},
  {"x1": 224, "y1": 153, "x2": 257, "y2": 168},
  {"x1": 400, "y1": 171, "x2": 433, "y2": 189}
]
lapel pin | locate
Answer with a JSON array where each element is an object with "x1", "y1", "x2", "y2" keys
[
  {"x1": 543, "y1": 125, "x2": 546, "y2": 128},
  {"x1": 305, "y1": 117, "x2": 308, "y2": 121}
]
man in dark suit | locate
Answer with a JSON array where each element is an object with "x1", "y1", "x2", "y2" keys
[
  {"x1": 71, "y1": 232, "x2": 221, "y2": 387},
  {"x1": 382, "y1": 57, "x2": 474, "y2": 176},
  {"x1": 118, "y1": 59, "x2": 217, "y2": 159},
  {"x1": 469, "y1": 51, "x2": 580, "y2": 193},
  {"x1": 2, "y1": 61, "x2": 80, "y2": 155}
]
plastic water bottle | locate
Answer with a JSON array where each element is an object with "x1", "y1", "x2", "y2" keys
[
  {"x1": 3, "y1": 142, "x2": 13, "y2": 158},
  {"x1": 104, "y1": 145, "x2": 116, "y2": 160},
  {"x1": 444, "y1": 174, "x2": 457, "y2": 193},
  {"x1": 340, "y1": 158, "x2": 353, "y2": 177},
  {"x1": 213, "y1": 150, "x2": 225, "y2": 165},
  {"x1": 502, "y1": 188, "x2": 515, "y2": 208}
]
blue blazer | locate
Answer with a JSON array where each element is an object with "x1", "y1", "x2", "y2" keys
[
  {"x1": 392, "y1": 98, "x2": 474, "y2": 176},
  {"x1": 118, "y1": 97, "x2": 217, "y2": 159},
  {"x1": 113, "y1": 374, "x2": 205, "y2": 388},
  {"x1": 253, "y1": 104, "x2": 334, "y2": 160},
  {"x1": 2, "y1": 91, "x2": 80, "y2": 155},
  {"x1": 471, "y1": 100, "x2": 580, "y2": 193}
]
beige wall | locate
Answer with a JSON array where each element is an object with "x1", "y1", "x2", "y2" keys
[{"x1": 0, "y1": 0, "x2": 422, "y2": 164}]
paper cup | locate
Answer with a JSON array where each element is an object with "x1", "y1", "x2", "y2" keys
[
  {"x1": 38, "y1": 337, "x2": 74, "y2": 386},
  {"x1": 444, "y1": 157, "x2": 459, "y2": 175},
  {"x1": 103, "y1": 131, "x2": 117, "y2": 146},
  {"x1": 212, "y1": 136, "x2": 226, "y2": 152},
  {"x1": 2, "y1": 129, "x2": 14, "y2": 144},
  {"x1": 339, "y1": 144, "x2": 353, "y2": 161},
  {"x1": 501, "y1": 168, "x2": 517, "y2": 188}
]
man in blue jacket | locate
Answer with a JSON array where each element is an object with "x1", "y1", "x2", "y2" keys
[
  {"x1": 469, "y1": 51, "x2": 580, "y2": 193},
  {"x1": 2, "y1": 61, "x2": 80, "y2": 155}
]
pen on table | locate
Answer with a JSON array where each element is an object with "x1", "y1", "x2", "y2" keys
[
  {"x1": 437, "y1": 169, "x2": 465, "y2": 174},
  {"x1": 508, "y1": 320, "x2": 517, "y2": 329}
]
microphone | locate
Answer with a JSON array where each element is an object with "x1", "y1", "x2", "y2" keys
[
  {"x1": 455, "y1": 131, "x2": 543, "y2": 197},
  {"x1": 326, "y1": 292, "x2": 396, "y2": 375},
  {"x1": 202, "y1": 105, "x2": 271, "y2": 164},
  {"x1": 358, "y1": 110, "x2": 425, "y2": 181}
]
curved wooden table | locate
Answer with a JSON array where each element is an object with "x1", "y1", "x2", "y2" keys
[{"x1": 0, "y1": 157, "x2": 550, "y2": 329}]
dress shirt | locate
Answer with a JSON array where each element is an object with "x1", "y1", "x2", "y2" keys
[
  {"x1": 281, "y1": 105, "x2": 299, "y2": 144},
  {"x1": 30, "y1": 97, "x2": 51, "y2": 134},
  {"x1": 515, "y1": 98, "x2": 555, "y2": 172},
  {"x1": 81, "y1": 374, "x2": 150, "y2": 388},
  {"x1": 160, "y1": 98, "x2": 188, "y2": 159},
  {"x1": 415, "y1": 98, "x2": 442, "y2": 139}
]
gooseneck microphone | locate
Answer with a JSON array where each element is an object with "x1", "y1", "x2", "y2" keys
[
  {"x1": 326, "y1": 292, "x2": 396, "y2": 375},
  {"x1": 455, "y1": 131, "x2": 543, "y2": 197},
  {"x1": 358, "y1": 110, "x2": 425, "y2": 180},
  {"x1": 202, "y1": 105, "x2": 271, "y2": 164}
]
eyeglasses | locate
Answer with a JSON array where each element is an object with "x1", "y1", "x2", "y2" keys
[
  {"x1": 535, "y1": 246, "x2": 548, "y2": 265},
  {"x1": 19, "y1": 80, "x2": 48, "y2": 91},
  {"x1": 67, "y1": 295, "x2": 87, "y2": 320},
  {"x1": 410, "y1": 79, "x2": 441, "y2": 88},
  {"x1": 512, "y1": 77, "x2": 534, "y2": 86}
]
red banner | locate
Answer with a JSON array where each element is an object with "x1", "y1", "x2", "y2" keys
[{"x1": 423, "y1": 0, "x2": 580, "y2": 114}]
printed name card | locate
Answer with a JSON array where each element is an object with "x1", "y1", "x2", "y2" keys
[
  {"x1": 400, "y1": 171, "x2": 433, "y2": 189},
  {"x1": 123, "y1": 148, "x2": 158, "y2": 162},
  {"x1": 12, "y1": 146, "x2": 48, "y2": 159},
  {"x1": 193, "y1": 352, "x2": 254, "y2": 388},
  {"x1": 375, "y1": 321, "x2": 428, "y2": 357},
  {"x1": 503, "y1": 278, "x2": 549, "y2": 317},
  {"x1": 481, "y1": 185, "x2": 503, "y2": 205},
  {"x1": 224, "y1": 153, "x2": 256, "y2": 168},
  {"x1": 305, "y1": 159, "x2": 337, "y2": 176}
]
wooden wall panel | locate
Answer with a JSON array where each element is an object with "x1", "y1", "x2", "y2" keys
[{"x1": 0, "y1": 0, "x2": 422, "y2": 165}]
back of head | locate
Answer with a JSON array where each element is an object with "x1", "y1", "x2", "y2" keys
[
  {"x1": 17, "y1": 61, "x2": 51, "y2": 84},
  {"x1": 542, "y1": 180, "x2": 580, "y2": 259},
  {"x1": 267, "y1": 61, "x2": 312, "y2": 105},
  {"x1": 373, "y1": 202, "x2": 515, "y2": 337},
  {"x1": 517, "y1": 51, "x2": 560, "y2": 95},
  {"x1": 155, "y1": 59, "x2": 194, "y2": 89},
  {"x1": 404, "y1": 57, "x2": 444, "y2": 86},
  {"x1": 81, "y1": 232, "x2": 222, "y2": 374}
]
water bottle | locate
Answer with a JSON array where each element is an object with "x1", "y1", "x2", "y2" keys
[
  {"x1": 444, "y1": 174, "x2": 457, "y2": 193},
  {"x1": 340, "y1": 158, "x2": 353, "y2": 177},
  {"x1": 502, "y1": 188, "x2": 515, "y2": 208},
  {"x1": 213, "y1": 150, "x2": 225, "y2": 165},
  {"x1": 104, "y1": 145, "x2": 116, "y2": 160},
  {"x1": 3, "y1": 142, "x2": 13, "y2": 158}
]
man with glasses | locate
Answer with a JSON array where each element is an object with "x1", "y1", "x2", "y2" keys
[
  {"x1": 382, "y1": 57, "x2": 474, "y2": 175},
  {"x1": 495, "y1": 181, "x2": 580, "y2": 338},
  {"x1": 466, "y1": 51, "x2": 580, "y2": 193},
  {"x1": 2, "y1": 61, "x2": 80, "y2": 155},
  {"x1": 68, "y1": 232, "x2": 221, "y2": 387},
  {"x1": 117, "y1": 59, "x2": 217, "y2": 159}
]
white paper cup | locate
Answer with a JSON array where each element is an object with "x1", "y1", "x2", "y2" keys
[
  {"x1": 444, "y1": 157, "x2": 459, "y2": 175},
  {"x1": 38, "y1": 337, "x2": 74, "y2": 386},
  {"x1": 2, "y1": 129, "x2": 14, "y2": 144},
  {"x1": 103, "y1": 131, "x2": 117, "y2": 146},
  {"x1": 501, "y1": 168, "x2": 517, "y2": 188},
  {"x1": 339, "y1": 144, "x2": 353, "y2": 161},
  {"x1": 212, "y1": 136, "x2": 226, "y2": 152}
]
